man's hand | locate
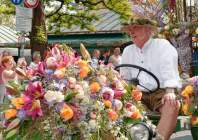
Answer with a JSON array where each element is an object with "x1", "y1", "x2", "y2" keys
[{"x1": 161, "y1": 92, "x2": 177, "y2": 106}]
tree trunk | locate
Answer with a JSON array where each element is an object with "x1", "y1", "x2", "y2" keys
[
  {"x1": 30, "y1": 1, "x2": 47, "y2": 60},
  {"x1": 183, "y1": 0, "x2": 187, "y2": 21}
]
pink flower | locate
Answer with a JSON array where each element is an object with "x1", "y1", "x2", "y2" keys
[
  {"x1": 23, "y1": 100, "x2": 43, "y2": 119},
  {"x1": 36, "y1": 62, "x2": 45, "y2": 75},
  {"x1": 24, "y1": 81, "x2": 44, "y2": 99}
]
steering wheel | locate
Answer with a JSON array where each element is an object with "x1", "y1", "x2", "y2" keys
[{"x1": 115, "y1": 64, "x2": 160, "y2": 93}]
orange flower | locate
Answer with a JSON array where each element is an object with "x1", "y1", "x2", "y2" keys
[
  {"x1": 11, "y1": 97, "x2": 24, "y2": 109},
  {"x1": 4, "y1": 109, "x2": 17, "y2": 120},
  {"x1": 90, "y1": 82, "x2": 101, "y2": 93},
  {"x1": 131, "y1": 110, "x2": 141, "y2": 119},
  {"x1": 60, "y1": 104, "x2": 74, "y2": 121},
  {"x1": 131, "y1": 89, "x2": 142, "y2": 101},
  {"x1": 77, "y1": 60, "x2": 88, "y2": 68},
  {"x1": 104, "y1": 100, "x2": 112, "y2": 108},
  {"x1": 79, "y1": 66, "x2": 90, "y2": 78},
  {"x1": 108, "y1": 110, "x2": 118, "y2": 121}
]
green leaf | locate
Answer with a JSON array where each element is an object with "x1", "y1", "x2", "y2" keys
[
  {"x1": 31, "y1": 132, "x2": 42, "y2": 140},
  {"x1": 6, "y1": 118, "x2": 20, "y2": 132},
  {"x1": 6, "y1": 129, "x2": 18, "y2": 140},
  {"x1": 123, "y1": 117, "x2": 141, "y2": 125},
  {"x1": 65, "y1": 92, "x2": 78, "y2": 102}
]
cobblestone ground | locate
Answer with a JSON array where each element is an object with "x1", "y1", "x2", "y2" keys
[{"x1": 170, "y1": 130, "x2": 193, "y2": 140}]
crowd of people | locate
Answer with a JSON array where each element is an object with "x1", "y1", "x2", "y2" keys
[{"x1": 91, "y1": 47, "x2": 122, "y2": 69}]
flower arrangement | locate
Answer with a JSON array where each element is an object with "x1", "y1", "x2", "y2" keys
[
  {"x1": 181, "y1": 76, "x2": 198, "y2": 127},
  {"x1": 0, "y1": 44, "x2": 145, "y2": 140}
]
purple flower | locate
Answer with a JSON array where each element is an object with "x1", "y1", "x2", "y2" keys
[{"x1": 17, "y1": 109, "x2": 26, "y2": 119}]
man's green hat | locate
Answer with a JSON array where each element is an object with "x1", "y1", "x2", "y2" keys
[{"x1": 122, "y1": 17, "x2": 158, "y2": 32}]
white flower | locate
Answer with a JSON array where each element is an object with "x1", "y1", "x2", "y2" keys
[
  {"x1": 164, "y1": 25, "x2": 170, "y2": 30},
  {"x1": 75, "y1": 84, "x2": 85, "y2": 99},
  {"x1": 88, "y1": 119, "x2": 97, "y2": 130},
  {"x1": 44, "y1": 90, "x2": 64, "y2": 103},
  {"x1": 98, "y1": 75, "x2": 107, "y2": 85},
  {"x1": 68, "y1": 77, "x2": 76, "y2": 88},
  {"x1": 114, "y1": 99, "x2": 123, "y2": 111}
]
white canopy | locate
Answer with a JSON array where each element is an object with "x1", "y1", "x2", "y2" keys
[{"x1": 0, "y1": 25, "x2": 29, "y2": 46}]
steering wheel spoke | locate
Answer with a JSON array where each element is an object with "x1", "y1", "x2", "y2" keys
[
  {"x1": 138, "y1": 83, "x2": 152, "y2": 93},
  {"x1": 115, "y1": 64, "x2": 160, "y2": 93}
]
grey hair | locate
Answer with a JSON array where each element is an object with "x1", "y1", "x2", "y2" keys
[{"x1": 32, "y1": 51, "x2": 41, "y2": 59}]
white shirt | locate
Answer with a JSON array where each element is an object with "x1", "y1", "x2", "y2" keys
[
  {"x1": 109, "y1": 55, "x2": 122, "y2": 67},
  {"x1": 120, "y1": 38, "x2": 181, "y2": 90}
]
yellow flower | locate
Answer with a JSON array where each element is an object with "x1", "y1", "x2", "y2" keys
[
  {"x1": 185, "y1": 85, "x2": 193, "y2": 94},
  {"x1": 103, "y1": 100, "x2": 112, "y2": 108},
  {"x1": 182, "y1": 103, "x2": 190, "y2": 115},
  {"x1": 11, "y1": 97, "x2": 24, "y2": 109},
  {"x1": 181, "y1": 85, "x2": 193, "y2": 97}
]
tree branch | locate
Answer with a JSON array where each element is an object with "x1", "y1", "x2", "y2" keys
[
  {"x1": 80, "y1": 0, "x2": 104, "y2": 5},
  {"x1": 46, "y1": 0, "x2": 64, "y2": 18},
  {"x1": 102, "y1": 0, "x2": 124, "y2": 16},
  {"x1": 57, "y1": 12, "x2": 92, "y2": 20}
]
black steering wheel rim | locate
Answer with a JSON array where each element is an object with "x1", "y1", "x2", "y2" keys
[{"x1": 115, "y1": 64, "x2": 160, "y2": 93}]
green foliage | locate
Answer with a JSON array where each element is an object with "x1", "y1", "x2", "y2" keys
[
  {"x1": 0, "y1": 0, "x2": 15, "y2": 15},
  {"x1": 44, "y1": 0, "x2": 132, "y2": 33},
  {"x1": 5, "y1": 128, "x2": 18, "y2": 140},
  {"x1": 0, "y1": 0, "x2": 132, "y2": 33},
  {"x1": 0, "y1": 0, "x2": 15, "y2": 27},
  {"x1": 6, "y1": 118, "x2": 20, "y2": 132},
  {"x1": 31, "y1": 25, "x2": 47, "y2": 44}
]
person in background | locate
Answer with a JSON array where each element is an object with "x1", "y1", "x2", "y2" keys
[
  {"x1": 29, "y1": 51, "x2": 41, "y2": 69},
  {"x1": 109, "y1": 47, "x2": 122, "y2": 67},
  {"x1": 121, "y1": 17, "x2": 181, "y2": 140},
  {"x1": 91, "y1": 49, "x2": 100, "y2": 69},
  {"x1": 0, "y1": 51, "x2": 12, "y2": 103},
  {"x1": 176, "y1": 27, "x2": 192, "y2": 79},
  {"x1": 99, "y1": 49, "x2": 110, "y2": 65},
  {"x1": 1, "y1": 56, "x2": 17, "y2": 85},
  {"x1": 17, "y1": 57, "x2": 27, "y2": 71}
]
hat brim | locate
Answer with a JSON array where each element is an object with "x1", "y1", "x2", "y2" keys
[{"x1": 121, "y1": 24, "x2": 157, "y2": 33}]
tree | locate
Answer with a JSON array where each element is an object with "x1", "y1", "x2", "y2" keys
[
  {"x1": 0, "y1": 0, "x2": 15, "y2": 27},
  {"x1": 0, "y1": 0, "x2": 132, "y2": 58}
]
